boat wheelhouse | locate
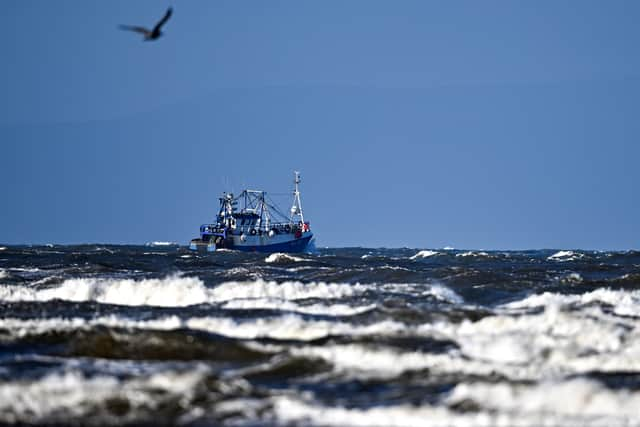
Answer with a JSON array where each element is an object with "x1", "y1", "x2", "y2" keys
[{"x1": 189, "y1": 172, "x2": 313, "y2": 253}]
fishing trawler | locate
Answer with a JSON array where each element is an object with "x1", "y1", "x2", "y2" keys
[{"x1": 189, "y1": 172, "x2": 313, "y2": 253}]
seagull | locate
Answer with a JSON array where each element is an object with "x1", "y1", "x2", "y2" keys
[{"x1": 119, "y1": 7, "x2": 173, "y2": 41}]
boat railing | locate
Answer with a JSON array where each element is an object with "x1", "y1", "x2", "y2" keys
[
  {"x1": 200, "y1": 224, "x2": 225, "y2": 234},
  {"x1": 202, "y1": 221, "x2": 309, "y2": 235}
]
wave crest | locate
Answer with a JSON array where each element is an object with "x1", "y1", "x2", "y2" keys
[
  {"x1": 409, "y1": 250, "x2": 439, "y2": 260},
  {"x1": 265, "y1": 253, "x2": 304, "y2": 263},
  {"x1": 0, "y1": 277, "x2": 369, "y2": 307},
  {"x1": 548, "y1": 250, "x2": 585, "y2": 261}
]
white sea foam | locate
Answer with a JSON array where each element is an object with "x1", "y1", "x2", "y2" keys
[
  {"x1": 502, "y1": 287, "x2": 640, "y2": 316},
  {"x1": 0, "y1": 277, "x2": 369, "y2": 307},
  {"x1": 378, "y1": 282, "x2": 463, "y2": 304},
  {"x1": 455, "y1": 251, "x2": 489, "y2": 258},
  {"x1": 209, "y1": 280, "x2": 366, "y2": 302},
  {"x1": 288, "y1": 341, "x2": 542, "y2": 380},
  {"x1": 285, "y1": 266, "x2": 329, "y2": 273},
  {"x1": 0, "y1": 275, "x2": 210, "y2": 307},
  {"x1": 409, "y1": 250, "x2": 439, "y2": 260},
  {"x1": 0, "y1": 368, "x2": 208, "y2": 424},
  {"x1": 556, "y1": 272, "x2": 584, "y2": 283},
  {"x1": 0, "y1": 269, "x2": 7, "y2": 280},
  {"x1": 547, "y1": 250, "x2": 584, "y2": 261},
  {"x1": 9, "y1": 267, "x2": 41, "y2": 272},
  {"x1": 446, "y1": 379, "x2": 640, "y2": 419},
  {"x1": 221, "y1": 298, "x2": 375, "y2": 316},
  {"x1": 273, "y1": 396, "x2": 451, "y2": 427},
  {"x1": 3, "y1": 289, "x2": 640, "y2": 380},
  {"x1": 0, "y1": 276, "x2": 459, "y2": 309},
  {"x1": 264, "y1": 253, "x2": 304, "y2": 263},
  {"x1": 414, "y1": 296, "x2": 640, "y2": 380},
  {"x1": 272, "y1": 390, "x2": 640, "y2": 427},
  {"x1": 289, "y1": 344, "x2": 436, "y2": 377},
  {"x1": 186, "y1": 316, "x2": 405, "y2": 341},
  {"x1": 0, "y1": 246, "x2": 7, "y2": 251},
  {"x1": 0, "y1": 314, "x2": 405, "y2": 342},
  {"x1": 145, "y1": 241, "x2": 177, "y2": 247}
]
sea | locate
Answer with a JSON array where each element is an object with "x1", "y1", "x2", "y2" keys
[{"x1": 1, "y1": 244, "x2": 639, "y2": 426}]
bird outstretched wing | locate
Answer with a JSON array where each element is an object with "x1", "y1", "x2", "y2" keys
[
  {"x1": 119, "y1": 25, "x2": 151, "y2": 36},
  {"x1": 153, "y1": 7, "x2": 173, "y2": 33}
]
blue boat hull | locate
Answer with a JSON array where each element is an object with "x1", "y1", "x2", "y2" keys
[{"x1": 230, "y1": 234, "x2": 313, "y2": 253}]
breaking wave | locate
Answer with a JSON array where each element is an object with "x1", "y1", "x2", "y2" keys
[
  {"x1": 409, "y1": 250, "x2": 439, "y2": 260},
  {"x1": 446, "y1": 378, "x2": 640, "y2": 419},
  {"x1": 502, "y1": 287, "x2": 640, "y2": 316},
  {"x1": 264, "y1": 252, "x2": 305, "y2": 263},
  {"x1": 0, "y1": 368, "x2": 210, "y2": 425},
  {"x1": 0, "y1": 275, "x2": 209, "y2": 307},
  {"x1": 209, "y1": 280, "x2": 367, "y2": 302},
  {"x1": 0, "y1": 277, "x2": 374, "y2": 307},
  {"x1": 0, "y1": 314, "x2": 406, "y2": 342},
  {"x1": 455, "y1": 251, "x2": 490, "y2": 257},
  {"x1": 271, "y1": 379, "x2": 640, "y2": 427},
  {"x1": 271, "y1": 387, "x2": 640, "y2": 427},
  {"x1": 220, "y1": 299, "x2": 375, "y2": 316},
  {"x1": 0, "y1": 276, "x2": 461, "y2": 309},
  {"x1": 145, "y1": 241, "x2": 178, "y2": 247},
  {"x1": 548, "y1": 250, "x2": 585, "y2": 261}
]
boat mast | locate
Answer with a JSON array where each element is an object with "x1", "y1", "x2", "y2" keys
[
  {"x1": 259, "y1": 191, "x2": 270, "y2": 231},
  {"x1": 290, "y1": 171, "x2": 305, "y2": 224}
]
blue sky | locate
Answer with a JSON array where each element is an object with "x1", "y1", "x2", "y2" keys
[{"x1": 1, "y1": 1, "x2": 639, "y2": 249}]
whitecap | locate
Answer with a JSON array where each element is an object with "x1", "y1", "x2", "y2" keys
[
  {"x1": 377, "y1": 282, "x2": 463, "y2": 304},
  {"x1": 186, "y1": 315, "x2": 404, "y2": 341},
  {"x1": 221, "y1": 298, "x2": 375, "y2": 316},
  {"x1": 409, "y1": 250, "x2": 439, "y2": 260},
  {"x1": 0, "y1": 276, "x2": 461, "y2": 309},
  {"x1": 446, "y1": 378, "x2": 640, "y2": 419},
  {"x1": 0, "y1": 275, "x2": 209, "y2": 307},
  {"x1": 271, "y1": 393, "x2": 640, "y2": 427},
  {"x1": 8, "y1": 267, "x2": 41, "y2": 273},
  {"x1": 281, "y1": 303, "x2": 640, "y2": 381},
  {"x1": 209, "y1": 280, "x2": 366, "y2": 302},
  {"x1": 285, "y1": 266, "x2": 329, "y2": 273},
  {"x1": 502, "y1": 287, "x2": 640, "y2": 316},
  {"x1": 264, "y1": 253, "x2": 304, "y2": 263},
  {"x1": 0, "y1": 315, "x2": 405, "y2": 342},
  {"x1": 289, "y1": 344, "x2": 436, "y2": 377},
  {"x1": 0, "y1": 277, "x2": 366, "y2": 307},
  {"x1": 0, "y1": 368, "x2": 208, "y2": 424},
  {"x1": 557, "y1": 272, "x2": 584, "y2": 283},
  {"x1": 272, "y1": 396, "x2": 451, "y2": 427},
  {"x1": 548, "y1": 250, "x2": 584, "y2": 261},
  {"x1": 0, "y1": 269, "x2": 7, "y2": 280},
  {"x1": 416, "y1": 300, "x2": 640, "y2": 380},
  {"x1": 455, "y1": 251, "x2": 489, "y2": 258},
  {"x1": 145, "y1": 241, "x2": 178, "y2": 247}
]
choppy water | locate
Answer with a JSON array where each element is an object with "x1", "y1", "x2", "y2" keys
[{"x1": 1, "y1": 244, "x2": 640, "y2": 426}]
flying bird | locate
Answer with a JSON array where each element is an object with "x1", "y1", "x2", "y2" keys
[{"x1": 119, "y1": 7, "x2": 173, "y2": 41}]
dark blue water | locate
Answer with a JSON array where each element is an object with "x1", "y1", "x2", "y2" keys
[{"x1": 1, "y1": 245, "x2": 640, "y2": 426}]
